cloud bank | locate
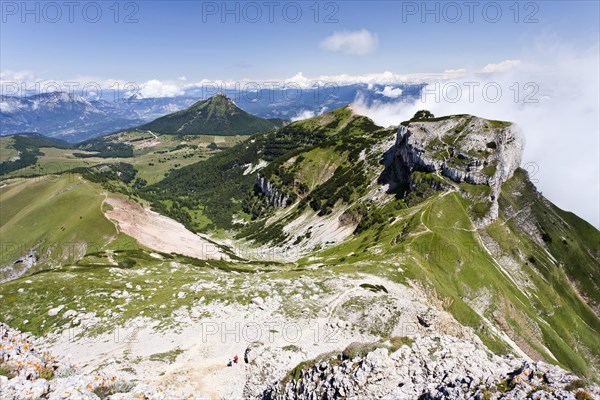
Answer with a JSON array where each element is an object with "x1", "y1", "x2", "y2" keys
[{"x1": 1, "y1": 70, "x2": 468, "y2": 97}]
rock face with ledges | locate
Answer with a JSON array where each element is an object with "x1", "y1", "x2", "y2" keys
[
  {"x1": 256, "y1": 174, "x2": 290, "y2": 208},
  {"x1": 389, "y1": 115, "x2": 524, "y2": 223}
]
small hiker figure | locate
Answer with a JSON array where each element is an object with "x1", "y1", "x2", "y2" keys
[
  {"x1": 227, "y1": 359, "x2": 232, "y2": 367},
  {"x1": 233, "y1": 355, "x2": 239, "y2": 364}
]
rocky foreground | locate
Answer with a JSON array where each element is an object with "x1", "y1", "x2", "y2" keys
[
  {"x1": 0, "y1": 323, "x2": 200, "y2": 400},
  {"x1": 254, "y1": 335, "x2": 599, "y2": 400},
  {"x1": 1, "y1": 320, "x2": 598, "y2": 400}
]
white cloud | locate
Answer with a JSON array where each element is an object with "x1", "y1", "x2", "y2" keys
[
  {"x1": 284, "y1": 72, "x2": 312, "y2": 87},
  {"x1": 139, "y1": 79, "x2": 184, "y2": 98},
  {"x1": 291, "y1": 110, "x2": 316, "y2": 121},
  {"x1": 444, "y1": 68, "x2": 468, "y2": 75},
  {"x1": 480, "y1": 59, "x2": 522, "y2": 73},
  {"x1": 377, "y1": 86, "x2": 403, "y2": 98},
  {"x1": 353, "y1": 44, "x2": 599, "y2": 228},
  {"x1": 0, "y1": 70, "x2": 37, "y2": 84},
  {"x1": 320, "y1": 29, "x2": 379, "y2": 56}
]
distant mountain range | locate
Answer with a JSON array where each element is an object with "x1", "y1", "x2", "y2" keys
[
  {"x1": 0, "y1": 92, "x2": 193, "y2": 142},
  {"x1": 0, "y1": 84, "x2": 423, "y2": 142}
]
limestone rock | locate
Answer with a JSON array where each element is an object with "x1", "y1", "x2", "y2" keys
[
  {"x1": 387, "y1": 116, "x2": 524, "y2": 224},
  {"x1": 260, "y1": 335, "x2": 599, "y2": 400},
  {"x1": 255, "y1": 174, "x2": 290, "y2": 208}
]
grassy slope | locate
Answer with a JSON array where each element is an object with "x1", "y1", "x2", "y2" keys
[
  {"x1": 307, "y1": 187, "x2": 599, "y2": 376},
  {"x1": 0, "y1": 134, "x2": 72, "y2": 176},
  {"x1": 0, "y1": 175, "x2": 118, "y2": 275},
  {"x1": 498, "y1": 169, "x2": 600, "y2": 308},
  {"x1": 493, "y1": 169, "x2": 600, "y2": 375},
  {"x1": 0, "y1": 137, "x2": 19, "y2": 162}
]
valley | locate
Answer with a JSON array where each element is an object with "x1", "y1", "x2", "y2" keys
[{"x1": 0, "y1": 130, "x2": 246, "y2": 184}]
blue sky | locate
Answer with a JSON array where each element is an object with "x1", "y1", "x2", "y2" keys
[
  {"x1": 1, "y1": 1, "x2": 599, "y2": 82},
  {"x1": 1, "y1": 1, "x2": 599, "y2": 227}
]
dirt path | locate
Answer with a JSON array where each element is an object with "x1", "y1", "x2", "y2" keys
[{"x1": 104, "y1": 197, "x2": 226, "y2": 260}]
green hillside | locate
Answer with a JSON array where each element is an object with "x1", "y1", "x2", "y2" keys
[
  {"x1": 143, "y1": 106, "x2": 392, "y2": 232},
  {"x1": 0, "y1": 175, "x2": 122, "y2": 280},
  {"x1": 0, "y1": 129, "x2": 246, "y2": 186},
  {"x1": 138, "y1": 93, "x2": 285, "y2": 136},
  {"x1": 0, "y1": 134, "x2": 72, "y2": 175}
]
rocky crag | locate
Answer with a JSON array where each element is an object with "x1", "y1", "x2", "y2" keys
[
  {"x1": 387, "y1": 115, "x2": 524, "y2": 224},
  {"x1": 258, "y1": 335, "x2": 599, "y2": 400},
  {"x1": 255, "y1": 174, "x2": 291, "y2": 208}
]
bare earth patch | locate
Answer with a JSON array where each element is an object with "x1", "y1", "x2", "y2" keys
[{"x1": 104, "y1": 197, "x2": 226, "y2": 260}]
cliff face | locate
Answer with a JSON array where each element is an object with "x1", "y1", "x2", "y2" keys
[
  {"x1": 390, "y1": 116, "x2": 524, "y2": 223},
  {"x1": 255, "y1": 174, "x2": 290, "y2": 208}
]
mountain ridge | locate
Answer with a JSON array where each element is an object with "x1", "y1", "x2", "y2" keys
[
  {"x1": 0, "y1": 107, "x2": 598, "y2": 397},
  {"x1": 139, "y1": 107, "x2": 599, "y2": 376}
]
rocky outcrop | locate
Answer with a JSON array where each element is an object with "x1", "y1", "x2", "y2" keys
[
  {"x1": 0, "y1": 246, "x2": 38, "y2": 284},
  {"x1": 256, "y1": 174, "x2": 290, "y2": 208},
  {"x1": 389, "y1": 116, "x2": 524, "y2": 223},
  {"x1": 261, "y1": 334, "x2": 599, "y2": 400},
  {"x1": 0, "y1": 323, "x2": 201, "y2": 400}
]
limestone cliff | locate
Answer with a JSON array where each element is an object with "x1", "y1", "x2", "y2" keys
[
  {"x1": 255, "y1": 174, "x2": 290, "y2": 208},
  {"x1": 389, "y1": 115, "x2": 524, "y2": 223}
]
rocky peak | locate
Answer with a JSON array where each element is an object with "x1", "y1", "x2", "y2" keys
[
  {"x1": 391, "y1": 115, "x2": 524, "y2": 223},
  {"x1": 207, "y1": 92, "x2": 233, "y2": 105}
]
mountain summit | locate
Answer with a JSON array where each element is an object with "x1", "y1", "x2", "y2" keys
[{"x1": 138, "y1": 93, "x2": 285, "y2": 135}]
